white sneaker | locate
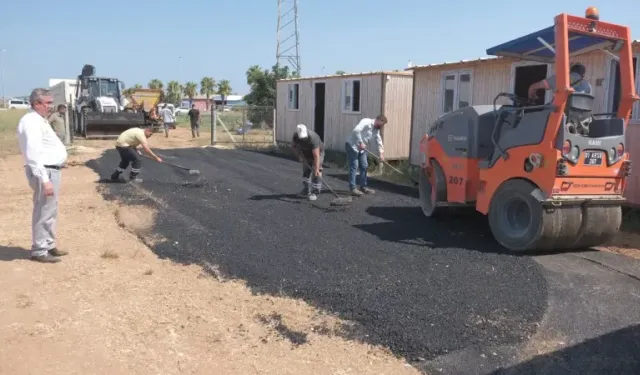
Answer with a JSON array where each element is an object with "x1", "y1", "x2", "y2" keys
[{"x1": 308, "y1": 194, "x2": 317, "y2": 201}]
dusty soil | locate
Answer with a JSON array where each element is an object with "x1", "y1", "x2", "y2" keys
[{"x1": 0, "y1": 128, "x2": 419, "y2": 375}]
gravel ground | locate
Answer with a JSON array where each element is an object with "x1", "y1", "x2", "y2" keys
[{"x1": 87, "y1": 146, "x2": 548, "y2": 366}]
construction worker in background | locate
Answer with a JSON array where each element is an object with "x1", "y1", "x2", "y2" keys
[
  {"x1": 47, "y1": 104, "x2": 67, "y2": 141},
  {"x1": 110, "y1": 127, "x2": 162, "y2": 183},
  {"x1": 187, "y1": 104, "x2": 201, "y2": 138},
  {"x1": 291, "y1": 124, "x2": 324, "y2": 201},
  {"x1": 160, "y1": 104, "x2": 175, "y2": 138},
  {"x1": 345, "y1": 115, "x2": 386, "y2": 196},
  {"x1": 528, "y1": 63, "x2": 592, "y2": 100}
]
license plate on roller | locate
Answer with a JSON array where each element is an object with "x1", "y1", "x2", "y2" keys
[{"x1": 584, "y1": 150, "x2": 603, "y2": 166}]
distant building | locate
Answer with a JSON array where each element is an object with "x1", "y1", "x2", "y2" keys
[
  {"x1": 48, "y1": 78, "x2": 77, "y2": 88},
  {"x1": 181, "y1": 94, "x2": 246, "y2": 111}
]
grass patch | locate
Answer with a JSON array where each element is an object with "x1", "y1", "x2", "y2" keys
[
  {"x1": 0, "y1": 109, "x2": 28, "y2": 158},
  {"x1": 101, "y1": 250, "x2": 119, "y2": 259}
]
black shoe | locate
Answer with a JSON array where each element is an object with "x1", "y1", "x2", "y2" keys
[
  {"x1": 110, "y1": 172, "x2": 121, "y2": 181},
  {"x1": 30, "y1": 254, "x2": 61, "y2": 263},
  {"x1": 48, "y1": 248, "x2": 68, "y2": 257}
]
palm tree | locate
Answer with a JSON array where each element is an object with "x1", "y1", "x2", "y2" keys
[
  {"x1": 217, "y1": 79, "x2": 232, "y2": 106},
  {"x1": 133, "y1": 84, "x2": 143, "y2": 89},
  {"x1": 200, "y1": 77, "x2": 216, "y2": 110},
  {"x1": 166, "y1": 80, "x2": 182, "y2": 105},
  {"x1": 246, "y1": 65, "x2": 264, "y2": 85},
  {"x1": 183, "y1": 82, "x2": 198, "y2": 106},
  {"x1": 148, "y1": 79, "x2": 163, "y2": 90}
]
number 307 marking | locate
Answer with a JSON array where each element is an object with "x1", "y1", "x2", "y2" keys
[{"x1": 448, "y1": 176, "x2": 464, "y2": 185}]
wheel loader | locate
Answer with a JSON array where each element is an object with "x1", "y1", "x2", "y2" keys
[
  {"x1": 71, "y1": 64, "x2": 145, "y2": 139},
  {"x1": 418, "y1": 8, "x2": 639, "y2": 252}
]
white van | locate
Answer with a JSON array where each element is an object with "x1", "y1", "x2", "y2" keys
[{"x1": 8, "y1": 99, "x2": 29, "y2": 109}]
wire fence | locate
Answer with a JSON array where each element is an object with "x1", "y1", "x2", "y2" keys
[{"x1": 183, "y1": 105, "x2": 275, "y2": 146}]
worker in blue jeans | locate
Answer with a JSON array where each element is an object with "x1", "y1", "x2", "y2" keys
[{"x1": 344, "y1": 115, "x2": 387, "y2": 196}]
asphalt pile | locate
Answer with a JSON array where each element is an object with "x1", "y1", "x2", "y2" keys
[{"x1": 88, "y1": 147, "x2": 548, "y2": 363}]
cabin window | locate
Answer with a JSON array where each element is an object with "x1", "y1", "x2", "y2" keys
[
  {"x1": 441, "y1": 70, "x2": 473, "y2": 114},
  {"x1": 608, "y1": 56, "x2": 638, "y2": 119},
  {"x1": 287, "y1": 83, "x2": 299, "y2": 110},
  {"x1": 342, "y1": 79, "x2": 361, "y2": 113}
]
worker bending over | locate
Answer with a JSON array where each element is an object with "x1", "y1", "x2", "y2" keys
[
  {"x1": 528, "y1": 63, "x2": 592, "y2": 100},
  {"x1": 345, "y1": 115, "x2": 386, "y2": 196},
  {"x1": 291, "y1": 124, "x2": 324, "y2": 201},
  {"x1": 110, "y1": 127, "x2": 162, "y2": 183}
]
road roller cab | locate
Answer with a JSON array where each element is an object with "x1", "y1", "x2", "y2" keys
[{"x1": 418, "y1": 9, "x2": 639, "y2": 252}]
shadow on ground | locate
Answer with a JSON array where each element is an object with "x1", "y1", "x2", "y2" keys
[
  {"x1": 491, "y1": 323, "x2": 640, "y2": 374},
  {"x1": 0, "y1": 246, "x2": 30, "y2": 261},
  {"x1": 86, "y1": 146, "x2": 551, "y2": 365},
  {"x1": 327, "y1": 172, "x2": 419, "y2": 198},
  {"x1": 357, "y1": 206, "x2": 601, "y2": 257}
]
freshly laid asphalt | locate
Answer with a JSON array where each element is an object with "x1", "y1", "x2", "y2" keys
[{"x1": 87, "y1": 146, "x2": 640, "y2": 374}]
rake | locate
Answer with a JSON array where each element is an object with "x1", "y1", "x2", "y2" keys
[
  {"x1": 301, "y1": 159, "x2": 352, "y2": 206},
  {"x1": 368, "y1": 151, "x2": 418, "y2": 186},
  {"x1": 142, "y1": 154, "x2": 201, "y2": 175}
]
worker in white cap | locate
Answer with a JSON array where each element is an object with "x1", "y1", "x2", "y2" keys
[{"x1": 291, "y1": 124, "x2": 325, "y2": 201}]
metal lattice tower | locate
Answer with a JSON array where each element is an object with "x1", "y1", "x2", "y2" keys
[{"x1": 276, "y1": 0, "x2": 301, "y2": 75}]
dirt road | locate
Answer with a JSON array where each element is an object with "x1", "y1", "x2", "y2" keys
[{"x1": 0, "y1": 129, "x2": 419, "y2": 375}]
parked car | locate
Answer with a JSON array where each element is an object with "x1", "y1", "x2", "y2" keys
[
  {"x1": 8, "y1": 99, "x2": 29, "y2": 109},
  {"x1": 174, "y1": 106, "x2": 190, "y2": 116}
]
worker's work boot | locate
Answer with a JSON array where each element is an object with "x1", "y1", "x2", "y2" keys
[
  {"x1": 129, "y1": 173, "x2": 143, "y2": 183},
  {"x1": 30, "y1": 254, "x2": 61, "y2": 263},
  {"x1": 361, "y1": 187, "x2": 375, "y2": 194},
  {"x1": 350, "y1": 188, "x2": 363, "y2": 196},
  {"x1": 48, "y1": 248, "x2": 68, "y2": 257},
  {"x1": 110, "y1": 171, "x2": 121, "y2": 181}
]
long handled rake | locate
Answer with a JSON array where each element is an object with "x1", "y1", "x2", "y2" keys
[
  {"x1": 368, "y1": 151, "x2": 418, "y2": 186},
  {"x1": 301, "y1": 158, "x2": 352, "y2": 206},
  {"x1": 141, "y1": 153, "x2": 201, "y2": 175}
]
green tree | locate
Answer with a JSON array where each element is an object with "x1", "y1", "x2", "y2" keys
[
  {"x1": 243, "y1": 64, "x2": 296, "y2": 126},
  {"x1": 183, "y1": 81, "x2": 198, "y2": 105},
  {"x1": 148, "y1": 79, "x2": 163, "y2": 90},
  {"x1": 133, "y1": 84, "x2": 143, "y2": 89},
  {"x1": 335, "y1": 70, "x2": 346, "y2": 75},
  {"x1": 217, "y1": 79, "x2": 232, "y2": 106},
  {"x1": 199, "y1": 77, "x2": 216, "y2": 110},
  {"x1": 244, "y1": 64, "x2": 296, "y2": 107},
  {"x1": 166, "y1": 80, "x2": 182, "y2": 105}
]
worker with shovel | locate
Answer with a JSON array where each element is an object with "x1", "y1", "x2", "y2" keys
[
  {"x1": 291, "y1": 124, "x2": 324, "y2": 201},
  {"x1": 110, "y1": 127, "x2": 162, "y2": 183}
]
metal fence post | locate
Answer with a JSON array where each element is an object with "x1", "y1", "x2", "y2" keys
[
  {"x1": 211, "y1": 104, "x2": 217, "y2": 145},
  {"x1": 272, "y1": 107, "x2": 277, "y2": 146}
]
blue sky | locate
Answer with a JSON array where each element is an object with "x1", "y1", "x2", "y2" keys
[{"x1": 0, "y1": 0, "x2": 637, "y2": 98}]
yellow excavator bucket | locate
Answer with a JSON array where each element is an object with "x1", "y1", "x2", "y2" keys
[{"x1": 126, "y1": 89, "x2": 163, "y2": 112}]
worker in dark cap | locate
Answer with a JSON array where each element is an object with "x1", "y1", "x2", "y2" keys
[{"x1": 528, "y1": 63, "x2": 592, "y2": 100}]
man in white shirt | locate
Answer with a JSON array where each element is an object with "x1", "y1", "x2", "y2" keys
[
  {"x1": 345, "y1": 115, "x2": 386, "y2": 196},
  {"x1": 160, "y1": 104, "x2": 175, "y2": 138},
  {"x1": 16, "y1": 88, "x2": 69, "y2": 263}
]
